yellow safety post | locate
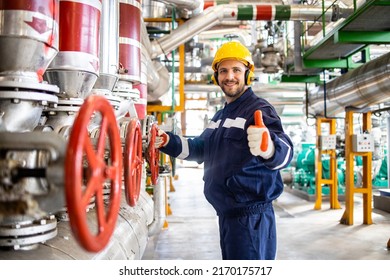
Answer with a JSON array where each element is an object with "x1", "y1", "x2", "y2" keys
[
  {"x1": 340, "y1": 110, "x2": 373, "y2": 225},
  {"x1": 169, "y1": 174, "x2": 176, "y2": 192},
  {"x1": 158, "y1": 173, "x2": 172, "y2": 230},
  {"x1": 161, "y1": 173, "x2": 172, "y2": 215},
  {"x1": 314, "y1": 117, "x2": 341, "y2": 210}
]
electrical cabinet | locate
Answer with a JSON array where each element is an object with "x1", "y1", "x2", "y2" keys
[
  {"x1": 319, "y1": 135, "x2": 336, "y2": 150},
  {"x1": 352, "y1": 134, "x2": 374, "y2": 152}
]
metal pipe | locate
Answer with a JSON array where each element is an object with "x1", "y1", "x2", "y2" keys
[
  {"x1": 151, "y1": 3, "x2": 335, "y2": 58},
  {"x1": 148, "y1": 176, "x2": 167, "y2": 237},
  {"x1": 197, "y1": 27, "x2": 252, "y2": 45},
  {"x1": 184, "y1": 82, "x2": 305, "y2": 93},
  {"x1": 99, "y1": 0, "x2": 119, "y2": 76},
  {"x1": 165, "y1": 0, "x2": 204, "y2": 16},
  {"x1": 203, "y1": 0, "x2": 286, "y2": 10},
  {"x1": 308, "y1": 52, "x2": 390, "y2": 117},
  {"x1": 0, "y1": 191, "x2": 154, "y2": 260},
  {"x1": 139, "y1": 20, "x2": 170, "y2": 102},
  {"x1": 293, "y1": 21, "x2": 303, "y2": 72},
  {"x1": 92, "y1": 0, "x2": 119, "y2": 93},
  {"x1": 118, "y1": 0, "x2": 142, "y2": 84}
]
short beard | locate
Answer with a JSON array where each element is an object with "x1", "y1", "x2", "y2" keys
[{"x1": 221, "y1": 83, "x2": 246, "y2": 99}]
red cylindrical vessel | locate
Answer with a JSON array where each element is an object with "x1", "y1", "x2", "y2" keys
[
  {"x1": 119, "y1": 0, "x2": 141, "y2": 84},
  {"x1": 45, "y1": 0, "x2": 102, "y2": 98},
  {"x1": 59, "y1": 0, "x2": 100, "y2": 62},
  {"x1": 0, "y1": 0, "x2": 59, "y2": 81},
  {"x1": 133, "y1": 83, "x2": 147, "y2": 120}
]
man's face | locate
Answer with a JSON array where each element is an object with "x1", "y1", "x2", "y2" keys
[{"x1": 217, "y1": 59, "x2": 248, "y2": 103}]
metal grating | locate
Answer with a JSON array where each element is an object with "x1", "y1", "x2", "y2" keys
[{"x1": 303, "y1": 0, "x2": 390, "y2": 61}]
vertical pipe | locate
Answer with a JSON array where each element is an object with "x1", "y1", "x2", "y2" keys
[
  {"x1": 118, "y1": 0, "x2": 141, "y2": 84},
  {"x1": 99, "y1": 0, "x2": 119, "y2": 76},
  {"x1": 45, "y1": 0, "x2": 102, "y2": 98},
  {"x1": 118, "y1": 0, "x2": 146, "y2": 119},
  {"x1": 92, "y1": 0, "x2": 119, "y2": 93},
  {"x1": 293, "y1": 0, "x2": 303, "y2": 73},
  {"x1": 0, "y1": 0, "x2": 60, "y2": 82},
  {"x1": 133, "y1": 83, "x2": 147, "y2": 119},
  {"x1": 132, "y1": 18, "x2": 151, "y2": 120}
]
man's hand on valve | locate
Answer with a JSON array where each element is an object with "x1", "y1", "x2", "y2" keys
[
  {"x1": 247, "y1": 110, "x2": 275, "y2": 159},
  {"x1": 154, "y1": 128, "x2": 170, "y2": 149}
]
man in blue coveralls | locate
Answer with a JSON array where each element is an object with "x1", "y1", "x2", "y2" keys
[{"x1": 155, "y1": 41, "x2": 293, "y2": 260}]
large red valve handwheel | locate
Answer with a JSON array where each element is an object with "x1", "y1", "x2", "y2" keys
[
  {"x1": 124, "y1": 118, "x2": 143, "y2": 207},
  {"x1": 148, "y1": 123, "x2": 160, "y2": 185},
  {"x1": 65, "y1": 95, "x2": 122, "y2": 253}
]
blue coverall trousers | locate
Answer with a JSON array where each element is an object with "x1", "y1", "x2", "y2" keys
[{"x1": 218, "y1": 207, "x2": 277, "y2": 260}]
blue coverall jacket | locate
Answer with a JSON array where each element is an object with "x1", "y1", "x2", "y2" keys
[{"x1": 160, "y1": 88, "x2": 293, "y2": 259}]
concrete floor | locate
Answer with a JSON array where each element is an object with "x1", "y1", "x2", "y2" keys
[{"x1": 142, "y1": 164, "x2": 390, "y2": 260}]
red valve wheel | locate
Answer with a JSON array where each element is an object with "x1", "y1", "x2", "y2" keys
[
  {"x1": 65, "y1": 95, "x2": 122, "y2": 253},
  {"x1": 124, "y1": 118, "x2": 143, "y2": 207},
  {"x1": 148, "y1": 123, "x2": 160, "y2": 185}
]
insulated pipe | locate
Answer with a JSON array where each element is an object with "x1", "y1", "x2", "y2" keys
[
  {"x1": 197, "y1": 27, "x2": 252, "y2": 45},
  {"x1": 133, "y1": 37, "x2": 148, "y2": 119},
  {"x1": 184, "y1": 83, "x2": 305, "y2": 106},
  {"x1": 308, "y1": 52, "x2": 390, "y2": 117},
  {"x1": 0, "y1": 0, "x2": 59, "y2": 82},
  {"x1": 44, "y1": 0, "x2": 102, "y2": 99},
  {"x1": 204, "y1": 0, "x2": 284, "y2": 10},
  {"x1": 92, "y1": 0, "x2": 119, "y2": 93},
  {"x1": 184, "y1": 82, "x2": 305, "y2": 93},
  {"x1": 165, "y1": 0, "x2": 204, "y2": 16},
  {"x1": 99, "y1": 0, "x2": 119, "y2": 77},
  {"x1": 0, "y1": 190, "x2": 154, "y2": 260},
  {"x1": 0, "y1": 0, "x2": 60, "y2": 132},
  {"x1": 118, "y1": 0, "x2": 141, "y2": 84},
  {"x1": 148, "y1": 177, "x2": 166, "y2": 237},
  {"x1": 145, "y1": 60, "x2": 170, "y2": 102},
  {"x1": 151, "y1": 3, "x2": 334, "y2": 59},
  {"x1": 139, "y1": 20, "x2": 170, "y2": 103}
]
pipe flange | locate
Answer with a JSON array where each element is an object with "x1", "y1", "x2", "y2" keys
[
  {"x1": 0, "y1": 216, "x2": 57, "y2": 250},
  {"x1": 0, "y1": 80, "x2": 59, "y2": 95},
  {"x1": 0, "y1": 90, "x2": 59, "y2": 107},
  {"x1": 113, "y1": 90, "x2": 140, "y2": 100},
  {"x1": 44, "y1": 98, "x2": 84, "y2": 113}
]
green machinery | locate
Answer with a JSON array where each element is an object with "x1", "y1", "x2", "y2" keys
[{"x1": 292, "y1": 143, "x2": 388, "y2": 196}]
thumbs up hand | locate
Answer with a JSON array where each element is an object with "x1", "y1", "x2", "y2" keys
[{"x1": 247, "y1": 110, "x2": 275, "y2": 159}]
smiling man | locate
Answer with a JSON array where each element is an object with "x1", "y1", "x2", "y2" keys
[
  {"x1": 216, "y1": 60, "x2": 248, "y2": 102},
  {"x1": 155, "y1": 41, "x2": 294, "y2": 260}
]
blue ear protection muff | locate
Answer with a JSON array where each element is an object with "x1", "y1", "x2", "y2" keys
[{"x1": 212, "y1": 69, "x2": 254, "y2": 86}]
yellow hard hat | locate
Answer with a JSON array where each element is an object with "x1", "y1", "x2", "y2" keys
[{"x1": 211, "y1": 41, "x2": 254, "y2": 72}]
